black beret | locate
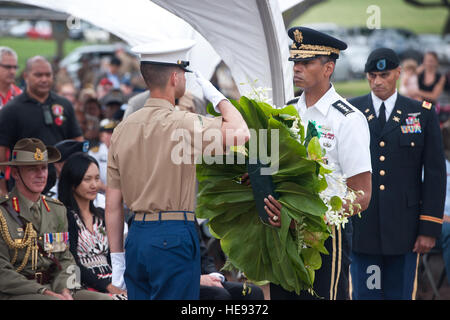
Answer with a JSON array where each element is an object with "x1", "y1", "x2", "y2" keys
[
  {"x1": 364, "y1": 47, "x2": 400, "y2": 72},
  {"x1": 288, "y1": 26, "x2": 347, "y2": 61},
  {"x1": 54, "y1": 140, "x2": 89, "y2": 162}
]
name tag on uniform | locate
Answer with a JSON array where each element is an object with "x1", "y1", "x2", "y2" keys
[
  {"x1": 44, "y1": 232, "x2": 69, "y2": 253},
  {"x1": 401, "y1": 115, "x2": 421, "y2": 134}
]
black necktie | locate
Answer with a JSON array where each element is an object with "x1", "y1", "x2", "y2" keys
[{"x1": 378, "y1": 102, "x2": 386, "y2": 128}]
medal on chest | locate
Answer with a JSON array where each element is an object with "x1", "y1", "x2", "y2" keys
[
  {"x1": 44, "y1": 232, "x2": 69, "y2": 253},
  {"x1": 51, "y1": 104, "x2": 65, "y2": 126},
  {"x1": 316, "y1": 123, "x2": 336, "y2": 151},
  {"x1": 401, "y1": 113, "x2": 421, "y2": 134}
]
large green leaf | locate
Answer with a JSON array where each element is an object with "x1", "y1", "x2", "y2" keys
[{"x1": 196, "y1": 97, "x2": 331, "y2": 294}]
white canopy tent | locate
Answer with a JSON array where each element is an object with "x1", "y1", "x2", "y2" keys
[{"x1": 2, "y1": 0, "x2": 302, "y2": 106}]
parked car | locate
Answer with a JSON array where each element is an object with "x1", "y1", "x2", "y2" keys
[
  {"x1": 345, "y1": 44, "x2": 371, "y2": 78},
  {"x1": 367, "y1": 28, "x2": 421, "y2": 56},
  {"x1": 26, "y1": 20, "x2": 52, "y2": 40},
  {"x1": 8, "y1": 20, "x2": 32, "y2": 38}
]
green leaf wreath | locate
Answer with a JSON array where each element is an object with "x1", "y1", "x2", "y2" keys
[{"x1": 196, "y1": 95, "x2": 346, "y2": 294}]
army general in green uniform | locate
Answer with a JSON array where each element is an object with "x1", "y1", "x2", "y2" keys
[{"x1": 0, "y1": 138, "x2": 111, "y2": 300}]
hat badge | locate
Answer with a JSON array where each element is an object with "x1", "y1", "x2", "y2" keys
[
  {"x1": 293, "y1": 29, "x2": 303, "y2": 43},
  {"x1": 82, "y1": 141, "x2": 90, "y2": 153},
  {"x1": 34, "y1": 148, "x2": 44, "y2": 161},
  {"x1": 376, "y1": 59, "x2": 386, "y2": 71}
]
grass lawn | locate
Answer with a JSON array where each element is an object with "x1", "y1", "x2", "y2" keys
[
  {"x1": 0, "y1": 37, "x2": 86, "y2": 73},
  {"x1": 295, "y1": 80, "x2": 371, "y2": 100},
  {"x1": 334, "y1": 79, "x2": 371, "y2": 99},
  {"x1": 289, "y1": 0, "x2": 447, "y2": 35}
]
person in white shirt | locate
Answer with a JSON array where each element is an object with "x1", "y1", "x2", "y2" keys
[{"x1": 266, "y1": 26, "x2": 372, "y2": 301}]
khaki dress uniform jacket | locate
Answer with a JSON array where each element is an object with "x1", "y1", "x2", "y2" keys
[
  {"x1": 108, "y1": 98, "x2": 222, "y2": 213},
  {"x1": 0, "y1": 187, "x2": 110, "y2": 300}
]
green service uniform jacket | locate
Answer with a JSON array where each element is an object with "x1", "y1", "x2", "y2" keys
[{"x1": 0, "y1": 187, "x2": 76, "y2": 298}]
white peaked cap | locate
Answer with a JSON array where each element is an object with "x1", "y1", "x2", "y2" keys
[{"x1": 132, "y1": 39, "x2": 196, "y2": 72}]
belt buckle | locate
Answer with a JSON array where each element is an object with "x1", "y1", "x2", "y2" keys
[{"x1": 35, "y1": 272, "x2": 43, "y2": 284}]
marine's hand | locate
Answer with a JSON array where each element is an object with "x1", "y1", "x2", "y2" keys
[
  {"x1": 413, "y1": 235, "x2": 436, "y2": 254},
  {"x1": 264, "y1": 195, "x2": 282, "y2": 228},
  {"x1": 111, "y1": 252, "x2": 127, "y2": 290},
  {"x1": 193, "y1": 70, "x2": 227, "y2": 110}
]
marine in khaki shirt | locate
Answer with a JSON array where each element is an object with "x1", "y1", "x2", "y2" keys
[
  {"x1": 108, "y1": 97, "x2": 222, "y2": 213},
  {"x1": 106, "y1": 41, "x2": 249, "y2": 300},
  {"x1": 0, "y1": 138, "x2": 111, "y2": 300}
]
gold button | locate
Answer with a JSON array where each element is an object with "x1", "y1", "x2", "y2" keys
[
  {"x1": 39, "y1": 236, "x2": 42, "y2": 240},
  {"x1": 411, "y1": 142, "x2": 415, "y2": 147},
  {"x1": 379, "y1": 155, "x2": 385, "y2": 161},
  {"x1": 379, "y1": 141, "x2": 385, "y2": 147},
  {"x1": 380, "y1": 170, "x2": 386, "y2": 176},
  {"x1": 380, "y1": 185, "x2": 385, "y2": 191}
]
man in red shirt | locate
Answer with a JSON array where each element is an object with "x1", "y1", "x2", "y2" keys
[
  {"x1": 0, "y1": 47, "x2": 21, "y2": 108},
  {"x1": 0, "y1": 47, "x2": 22, "y2": 187}
]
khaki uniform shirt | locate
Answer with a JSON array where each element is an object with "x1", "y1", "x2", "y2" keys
[
  {"x1": 108, "y1": 98, "x2": 222, "y2": 213},
  {"x1": 0, "y1": 187, "x2": 76, "y2": 298}
]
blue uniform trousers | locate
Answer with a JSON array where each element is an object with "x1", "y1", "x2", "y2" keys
[
  {"x1": 350, "y1": 252, "x2": 419, "y2": 300},
  {"x1": 124, "y1": 219, "x2": 200, "y2": 300}
]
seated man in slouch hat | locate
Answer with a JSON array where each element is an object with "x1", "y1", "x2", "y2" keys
[{"x1": 0, "y1": 138, "x2": 111, "y2": 300}]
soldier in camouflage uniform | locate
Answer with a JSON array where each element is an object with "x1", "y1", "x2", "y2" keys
[{"x1": 0, "y1": 138, "x2": 111, "y2": 300}]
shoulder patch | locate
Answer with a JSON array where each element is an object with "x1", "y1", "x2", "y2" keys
[
  {"x1": 332, "y1": 100, "x2": 355, "y2": 116},
  {"x1": 422, "y1": 101, "x2": 432, "y2": 110},
  {"x1": 285, "y1": 97, "x2": 300, "y2": 106},
  {"x1": 43, "y1": 196, "x2": 64, "y2": 206}
]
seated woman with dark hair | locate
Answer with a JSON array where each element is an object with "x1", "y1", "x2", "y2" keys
[{"x1": 58, "y1": 152, "x2": 126, "y2": 299}]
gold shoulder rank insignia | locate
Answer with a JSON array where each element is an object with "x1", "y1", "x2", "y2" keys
[
  {"x1": 43, "y1": 197, "x2": 64, "y2": 206},
  {"x1": 422, "y1": 101, "x2": 432, "y2": 109}
]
